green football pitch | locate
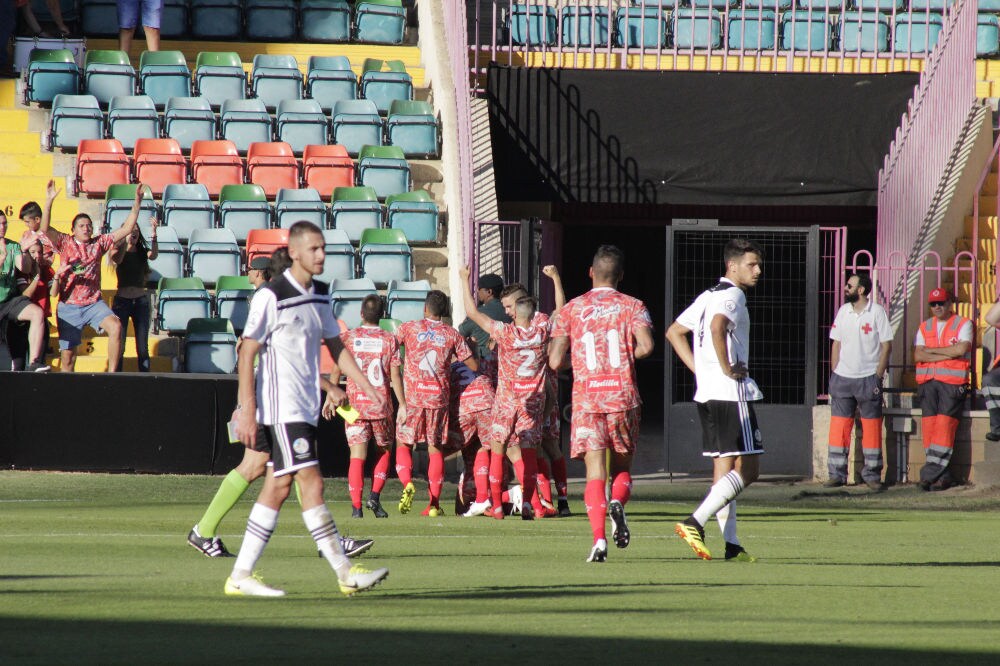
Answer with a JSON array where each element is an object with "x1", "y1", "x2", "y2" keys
[{"x1": 3, "y1": 471, "x2": 1000, "y2": 665}]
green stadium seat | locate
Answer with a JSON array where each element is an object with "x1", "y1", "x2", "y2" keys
[
  {"x1": 195, "y1": 51, "x2": 246, "y2": 108},
  {"x1": 215, "y1": 275, "x2": 255, "y2": 332},
  {"x1": 139, "y1": 50, "x2": 191, "y2": 108},
  {"x1": 359, "y1": 228, "x2": 411, "y2": 286},
  {"x1": 331, "y1": 186, "x2": 382, "y2": 242},
  {"x1": 219, "y1": 183, "x2": 272, "y2": 243},
  {"x1": 306, "y1": 56, "x2": 356, "y2": 114},
  {"x1": 386, "y1": 190, "x2": 437, "y2": 243},
  {"x1": 84, "y1": 50, "x2": 137, "y2": 107},
  {"x1": 387, "y1": 99, "x2": 439, "y2": 158},
  {"x1": 157, "y1": 276, "x2": 212, "y2": 333},
  {"x1": 103, "y1": 183, "x2": 158, "y2": 235},
  {"x1": 358, "y1": 144, "x2": 410, "y2": 200},
  {"x1": 360, "y1": 59, "x2": 413, "y2": 115},
  {"x1": 24, "y1": 49, "x2": 80, "y2": 105}
]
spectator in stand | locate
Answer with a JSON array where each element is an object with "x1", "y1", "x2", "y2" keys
[
  {"x1": 457, "y1": 273, "x2": 510, "y2": 361},
  {"x1": 16, "y1": 0, "x2": 72, "y2": 39},
  {"x1": 41, "y1": 181, "x2": 145, "y2": 372},
  {"x1": 11, "y1": 238, "x2": 55, "y2": 368},
  {"x1": 0, "y1": 1, "x2": 15, "y2": 78},
  {"x1": 108, "y1": 215, "x2": 158, "y2": 372},
  {"x1": 269, "y1": 247, "x2": 292, "y2": 276},
  {"x1": 118, "y1": 0, "x2": 163, "y2": 54},
  {"x1": 0, "y1": 211, "x2": 49, "y2": 371},
  {"x1": 247, "y1": 256, "x2": 271, "y2": 287},
  {"x1": 19, "y1": 200, "x2": 56, "y2": 264}
]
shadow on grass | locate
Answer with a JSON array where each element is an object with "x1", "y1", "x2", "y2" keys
[{"x1": 2, "y1": 618, "x2": 997, "y2": 664}]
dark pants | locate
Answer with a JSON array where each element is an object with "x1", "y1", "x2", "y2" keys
[
  {"x1": 917, "y1": 380, "x2": 967, "y2": 485},
  {"x1": 112, "y1": 294, "x2": 151, "y2": 372},
  {"x1": 0, "y1": 0, "x2": 15, "y2": 70},
  {"x1": 980, "y1": 367, "x2": 1000, "y2": 433}
]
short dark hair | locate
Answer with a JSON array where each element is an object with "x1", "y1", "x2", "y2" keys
[
  {"x1": 592, "y1": 244, "x2": 624, "y2": 282},
  {"x1": 425, "y1": 290, "x2": 450, "y2": 317},
  {"x1": 723, "y1": 239, "x2": 764, "y2": 265},
  {"x1": 852, "y1": 273, "x2": 873, "y2": 296},
  {"x1": 71, "y1": 213, "x2": 93, "y2": 230},
  {"x1": 19, "y1": 201, "x2": 42, "y2": 220},
  {"x1": 514, "y1": 295, "x2": 537, "y2": 321},
  {"x1": 361, "y1": 294, "x2": 384, "y2": 324},
  {"x1": 501, "y1": 283, "x2": 528, "y2": 299},
  {"x1": 288, "y1": 220, "x2": 323, "y2": 241},
  {"x1": 269, "y1": 247, "x2": 291, "y2": 276}
]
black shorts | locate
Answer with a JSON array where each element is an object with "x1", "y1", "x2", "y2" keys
[
  {"x1": 0, "y1": 296, "x2": 32, "y2": 343},
  {"x1": 697, "y1": 399, "x2": 765, "y2": 458},
  {"x1": 253, "y1": 422, "x2": 319, "y2": 477}
]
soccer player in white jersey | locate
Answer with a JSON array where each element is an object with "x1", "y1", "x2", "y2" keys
[
  {"x1": 666, "y1": 239, "x2": 764, "y2": 562},
  {"x1": 225, "y1": 221, "x2": 389, "y2": 597}
]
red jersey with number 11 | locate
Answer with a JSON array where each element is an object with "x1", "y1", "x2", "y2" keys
[{"x1": 551, "y1": 287, "x2": 652, "y2": 414}]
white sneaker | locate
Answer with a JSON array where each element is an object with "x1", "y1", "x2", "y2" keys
[
  {"x1": 339, "y1": 565, "x2": 389, "y2": 596},
  {"x1": 224, "y1": 573, "x2": 286, "y2": 597},
  {"x1": 463, "y1": 500, "x2": 491, "y2": 517},
  {"x1": 586, "y1": 539, "x2": 608, "y2": 563},
  {"x1": 507, "y1": 485, "x2": 522, "y2": 514}
]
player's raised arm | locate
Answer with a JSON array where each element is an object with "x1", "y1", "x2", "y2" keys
[
  {"x1": 666, "y1": 321, "x2": 696, "y2": 374},
  {"x1": 109, "y1": 183, "x2": 146, "y2": 245},
  {"x1": 542, "y1": 265, "x2": 565, "y2": 317},
  {"x1": 458, "y1": 265, "x2": 497, "y2": 333},
  {"x1": 39, "y1": 179, "x2": 66, "y2": 247}
]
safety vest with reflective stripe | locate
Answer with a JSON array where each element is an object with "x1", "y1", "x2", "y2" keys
[{"x1": 915, "y1": 315, "x2": 970, "y2": 385}]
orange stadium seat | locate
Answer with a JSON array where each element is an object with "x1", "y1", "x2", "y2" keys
[
  {"x1": 246, "y1": 228, "x2": 289, "y2": 266},
  {"x1": 76, "y1": 139, "x2": 131, "y2": 196},
  {"x1": 190, "y1": 140, "x2": 245, "y2": 197},
  {"x1": 246, "y1": 142, "x2": 300, "y2": 198},
  {"x1": 302, "y1": 144, "x2": 355, "y2": 198},
  {"x1": 133, "y1": 138, "x2": 188, "y2": 196}
]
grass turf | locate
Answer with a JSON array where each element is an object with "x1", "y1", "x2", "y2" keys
[{"x1": 2, "y1": 471, "x2": 1000, "y2": 664}]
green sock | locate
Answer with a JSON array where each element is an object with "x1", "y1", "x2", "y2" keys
[
  {"x1": 196, "y1": 470, "x2": 250, "y2": 538},
  {"x1": 294, "y1": 480, "x2": 303, "y2": 507}
]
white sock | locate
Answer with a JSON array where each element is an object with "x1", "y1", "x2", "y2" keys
[
  {"x1": 232, "y1": 503, "x2": 279, "y2": 579},
  {"x1": 717, "y1": 501, "x2": 739, "y2": 546},
  {"x1": 692, "y1": 471, "x2": 745, "y2": 527},
  {"x1": 302, "y1": 504, "x2": 351, "y2": 581}
]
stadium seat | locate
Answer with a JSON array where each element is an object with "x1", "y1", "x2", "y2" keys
[
  {"x1": 275, "y1": 188, "x2": 327, "y2": 229},
  {"x1": 301, "y1": 0, "x2": 352, "y2": 42},
  {"x1": 354, "y1": 0, "x2": 406, "y2": 45},
  {"x1": 386, "y1": 100, "x2": 439, "y2": 159},
  {"x1": 220, "y1": 98, "x2": 273, "y2": 153},
  {"x1": 160, "y1": 0, "x2": 190, "y2": 38},
  {"x1": 219, "y1": 183, "x2": 272, "y2": 242},
  {"x1": 331, "y1": 186, "x2": 382, "y2": 241},
  {"x1": 689, "y1": 0, "x2": 735, "y2": 8},
  {"x1": 852, "y1": 0, "x2": 905, "y2": 10},
  {"x1": 979, "y1": 14, "x2": 1000, "y2": 58},
  {"x1": 133, "y1": 138, "x2": 187, "y2": 196},
  {"x1": 188, "y1": 228, "x2": 242, "y2": 286},
  {"x1": 184, "y1": 317, "x2": 238, "y2": 374},
  {"x1": 727, "y1": 10, "x2": 777, "y2": 50},
  {"x1": 107, "y1": 95, "x2": 159, "y2": 151},
  {"x1": 215, "y1": 275, "x2": 255, "y2": 332},
  {"x1": 360, "y1": 59, "x2": 413, "y2": 115},
  {"x1": 83, "y1": 50, "x2": 137, "y2": 107},
  {"x1": 245, "y1": 0, "x2": 297, "y2": 41},
  {"x1": 156, "y1": 276, "x2": 212, "y2": 333},
  {"x1": 909, "y1": 0, "x2": 955, "y2": 7},
  {"x1": 246, "y1": 142, "x2": 299, "y2": 198},
  {"x1": 80, "y1": 0, "x2": 118, "y2": 37},
  {"x1": 306, "y1": 56, "x2": 356, "y2": 114},
  {"x1": 894, "y1": 12, "x2": 944, "y2": 54},
  {"x1": 191, "y1": 0, "x2": 242, "y2": 40},
  {"x1": 162, "y1": 183, "x2": 216, "y2": 243},
  {"x1": 798, "y1": 0, "x2": 847, "y2": 7},
  {"x1": 840, "y1": 12, "x2": 891, "y2": 53},
  {"x1": 560, "y1": 6, "x2": 610, "y2": 48},
  {"x1": 738, "y1": 0, "x2": 792, "y2": 7},
  {"x1": 24, "y1": 49, "x2": 80, "y2": 105},
  {"x1": 163, "y1": 96, "x2": 216, "y2": 151},
  {"x1": 320, "y1": 228, "x2": 356, "y2": 283},
  {"x1": 49, "y1": 94, "x2": 103, "y2": 150},
  {"x1": 358, "y1": 145, "x2": 410, "y2": 200},
  {"x1": 331, "y1": 278, "x2": 378, "y2": 329},
  {"x1": 138, "y1": 51, "x2": 191, "y2": 108},
  {"x1": 332, "y1": 99, "x2": 383, "y2": 156},
  {"x1": 614, "y1": 6, "x2": 669, "y2": 48},
  {"x1": 251, "y1": 54, "x2": 303, "y2": 111},
  {"x1": 302, "y1": 144, "x2": 355, "y2": 196},
  {"x1": 781, "y1": 11, "x2": 835, "y2": 52},
  {"x1": 508, "y1": 3, "x2": 557, "y2": 46},
  {"x1": 103, "y1": 183, "x2": 158, "y2": 234},
  {"x1": 190, "y1": 140, "x2": 245, "y2": 197},
  {"x1": 195, "y1": 52, "x2": 246, "y2": 109},
  {"x1": 673, "y1": 9, "x2": 723, "y2": 50},
  {"x1": 378, "y1": 317, "x2": 401, "y2": 334},
  {"x1": 76, "y1": 139, "x2": 130, "y2": 196},
  {"x1": 147, "y1": 226, "x2": 185, "y2": 286},
  {"x1": 246, "y1": 228, "x2": 289, "y2": 266},
  {"x1": 386, "y1": 278, "x2": 429, "y2": 322},
  {"x1": 386, "y1": 190, "x2": 437, "y2": 243},
  {"x1": 359, "y1": 228, "x2": 411, "y2": 285},
  {"x1": 276, "y1": 99, "x2": 329, "y2": 155}
]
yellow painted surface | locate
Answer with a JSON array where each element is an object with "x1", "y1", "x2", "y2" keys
[
  {"x1": 0, "y1": 131, "x2": 45, "y2": 154},
  {"x1": 0, "y1": 108, "x2": 29, "y2": 131}
]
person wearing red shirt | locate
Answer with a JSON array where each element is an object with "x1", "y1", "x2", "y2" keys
[
  {"x1": 10, "y1": 239, "x2": 55, "y2": 368},
  {"x1": 446, "y1": 355, "x2": 496, "y2": 516},
  {"x1": 394, "y1": 290, "x2": 476, "y2": 516}
]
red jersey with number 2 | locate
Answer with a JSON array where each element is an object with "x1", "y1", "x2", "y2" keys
[
  {"x1": 396, "y1": 318, "x2": 472, "y2": 409},
  {"x1": 551, "y1": 287, "x2": 652, "y2": 414},
  {"x1": 340, "y1": 326, "x2": 400, "y2": 420},
  {"x1": 491, "y1": 315, "x2": 550, "y2": 401}
]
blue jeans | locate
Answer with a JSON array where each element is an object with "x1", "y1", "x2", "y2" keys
[{"x1": 112, "y1": 294, "x2": 151, "y2": 372}]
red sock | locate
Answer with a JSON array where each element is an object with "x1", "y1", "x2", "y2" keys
[
  {"x1": 584, "y1": 479, "x2": 607, "y2": 543},
  {"x1": 348, "y1": 458, "x2": 364, "y2": 509},
  {"x1": 551, "y1": 456, "x2": 568, "y2": 498},
  {"x1": 520, "y1": 448, "x2": 537, "y2": 511},
  {"x1": 473, "y1": 447, "x2": 490, "y2": 503},
  {"x1": 536, "y1": 457, "x2": 553, "y2": 505},
  {"x1": 489, "y1": 451, "x2": 505, "y2": 509},
  {"x1": 428, "y1": 451, "x2": 444, "y2": 507},
  {"x1": 611, "y1": 471, "x2": 632, "y2": 505},
  {"x1": 371, "y1": 448, "x2": 391, "y2": 494},
  {"x1": 395, "y1": 445, "x2": 413, "y2": 487}
]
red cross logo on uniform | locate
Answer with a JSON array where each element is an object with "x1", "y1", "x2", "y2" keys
[{"x1": 861, "y1": 323, "x2": 873, "y2": 335}]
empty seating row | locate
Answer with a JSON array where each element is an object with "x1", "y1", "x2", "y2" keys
[
  {"x1": 49, "y1": 94, "x2": 438, "y2": 158},
  {"x1": 508, "y1": 5, "x2": 1000, "y2": 56},
  {"x1": 81, "y1": 0, "x2": 407, "y2": 44}
]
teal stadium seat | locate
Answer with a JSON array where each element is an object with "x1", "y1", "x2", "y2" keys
[
  {"x1": 840, "y1": 12, "x2": 891, "y2": 53},
  {"x1": 195, "y1": 52, "x2": 246, "y2": 109},
  {"x1": 909, "y1": 0, "x2": 956, "y2": 7},
  {"x1": 139, "y1": 51, "x2": 191, "y2": 108},
  {"x1": 103, "y1": 184, "x2": 158, "y2": 235},
  {"x1": 276, "y1": 99, "x2": 329, "y2": 154},
  {"x1": 386, "y1": 278, "x2": 429, "y2": 322},
  {"x1": 218, "y1": 183, "x2": 272, "y2": 242},
  {"x1": 163, "y1": 183, "x2": 216, "y2": 243},
  {"x1": 386, "y1": 190, "x2": 437, "y2": 243},
  {"x1": 332, "y1": 99, "x2": 384, "y2": 156},
  {"x1": 191, "y1": 0, "x2": 242, "y2": 40},
  {"x1": 84, "y1": 50, "x2": 137, "y2": 107},
  {"x1": 49, "y1": 94, "x2": 104, "y2": 150},
  {"x1": 160, "y1": 0, "x2": 189, "y2": 38},
  {"x1": 146, "y1": 226, "x2": 185, "y2": 286},
  {"x1": 107, "y1": 95, "x2": 159, "y2": 151},
  {"x1": 301, "y1": 0, "x2": 352, "y2": 42},
  {"x1": 355, "y1": 0, "x2": 407, "y2": 45},
  {"x1": 508, "y1": 3, "x2": 557, "y2": 46},
  {"x1": 614, "y1": 6, "x2": 669, "y2": 48},
  {"x1": 738, "y1": 0, "x2": 791, "y2": 8},
  {"x1": 981, "y1": 0, "x2": 1000, "y2": 9},
  {"x1": 727, "y1": 10, "x2": 777, "y2": 50},
  {"x1": 689, "y1": 0, "x2": 735, "y2": 8},
  {"x1": 220, "y1": 98, "x2": 273, "y2": 153},
  {"x1": 275, "y1": 188, "x2": 327, "y2": 229},
  {"x1": 184, "y1": 318, "x2": 238, "y2": 374},
  {"x1": 25, "y1": 49, "x2": 80, "y2": 105},
  {"x1": 387, "y1": 99, "x2": 439, "y2": 158},
  {"x1": 560, "y1": 6, "x2": 609, "y2": 47},
  {"x1": 674, "y1": 8, "x2": 723, "y2": 50},
  {"x1": 188, "y1": 228, "x2": 242, "y2": 287},
  {"x1": 306, "y1": 56, "x2": 357, "y2": 115},
  {"x1": 80, "y1": 0, "x2": 118, "y2": 37},
  {"x1": 331, "y1": 186, "x2": 382, "y2": 242},
  {"x1": 853, "y1": 0, "x2": 905, "y2": 10},
  {"x1": 979, "y1": 14, "x2": 1000, "y2": 58},
  {"x1": 321, "y1": 229, "x2": 356, "y2": 283},
  {"x1": 360, "y1": 59, "x2": 413, "y2": 115},
  {"x1": 798, "y1": 0, "x2": 847, "y2": 7},
  {"x1": 358, "y1": 144, "x2": 410, "y2": 200},
  {"x1": 215, "y1": 276, "x2": 255, "y2": 333},
  {"x1": 781, "y1": 11, "x2": 834, "y2": 52},
  {"x1": 251, "y1": 54, "x2": 302, "y2": 111},
  {"x1": 157, "y1": 276, "x2": 212, "y2": 333},
  {"x1": 894, "y1": 12, "x2": 944, "y2": 54},
  {"x1": 163, "y1": 96, "x2": 217, "y2": 150},
  {"x1": 359, "y1": 228, "x2": 411, "y2": 286},
  {"x1": 245, "y1": 0, "x2": 297, "y2": 41},
  {"x1": 331, "y1": 278, "x2": 378, "y2": 329}
]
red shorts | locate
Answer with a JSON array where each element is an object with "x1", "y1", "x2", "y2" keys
[
  {"x1": 446, "y1": 409, "x2": 491, "y2": 453},
  {"x1": 491, "y1": 394, "x2": 544, "y2": 449},
  {"x1": 344, "y1": 415, "x2": 395, "y2": 449},
  {"x1": 569, "y1": 406, "x2": 641, "y2": 459},
  {"x1": 397, "y1": 406, "x2": 449, "y2": 447}
]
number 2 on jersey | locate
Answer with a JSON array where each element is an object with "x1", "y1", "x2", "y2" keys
[{"x1": 581, "y1": 330, "x2": 621, "y2": 371}]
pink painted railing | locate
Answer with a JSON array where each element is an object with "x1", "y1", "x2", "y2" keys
[{"x1": 875, "y1": 0, "x2": 977, "y2": 315}]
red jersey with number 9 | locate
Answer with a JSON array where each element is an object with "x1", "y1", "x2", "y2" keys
[
  {"x1": 396, "y1": 318, "x2": 473, "y2": 409},
  {"x1": 340, "y1": 325, "x2": 400, "y2": 420},
  {"x1": 551, "y1": 287, "x2": 653, "y2": 414}
]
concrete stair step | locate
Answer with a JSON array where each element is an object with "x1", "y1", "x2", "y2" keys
[
  {"x1": 46, "y1": 354, "x2": 175, "y2": 372},
  {"x1": 0, "y1": 130, "x2": 45, "y2": 154},
  {"x1": 0, "y1": 108, "x2": 29, "y2": 131},
  {"x1": 979, "y1": 195, "x2": 997, "y2": 212},
  {"x1": 972, "y1": 460, "x2": 1000, "y2": 487},
  {"x1": 964, "y1": 215, "x2": 998, "y2": 237}
]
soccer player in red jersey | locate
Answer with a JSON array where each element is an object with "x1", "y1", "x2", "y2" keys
[
  {"x1": 337, "y1": 295, "x2": 406, "y2": 519},
  {"x1": 395, "y1": 290, "x2": 476, "y2": 516},
  {"x1": 548, "y1": 245, "x2": 655, "y2": 562},
  {"x1": 445, "y1": 357, "x2": 496, "y2": 516}
]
